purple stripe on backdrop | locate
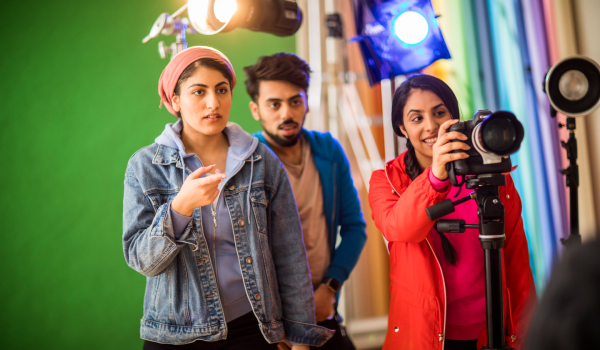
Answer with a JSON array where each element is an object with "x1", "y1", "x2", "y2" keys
[{"x1": 520, "y1": 0, "x2": 569, "y2": 246}]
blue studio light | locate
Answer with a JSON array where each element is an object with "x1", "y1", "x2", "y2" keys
[
  {"x1": 351, "y1": 0, "x2": 451, "y2": 85},
  {"x1": 393, "y1": 11, "x2": 428, "y2": 45}
]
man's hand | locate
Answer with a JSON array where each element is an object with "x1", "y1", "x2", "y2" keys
[
  {"x1": 291, "y1": 346, "x2": 309, "y2": 350},
  {"x1": 314, "y1": 284, "x2": 336, "y2": 323}
]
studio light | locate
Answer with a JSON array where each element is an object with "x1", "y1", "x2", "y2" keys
[
  {"x1": 213, "y1": 0, "x2": 237, "y2": 23},
  {"x1": 142, "y1": 0, "x2": 303, "y2": 60},
  {"x1": 351, "y1": 0, "x2": 450, "y2": 85},
  {"x1": 544, "y1": 55, "x2": 600, "y2": 117},
  {"x1": 542, "y1": 55, "x2": 600, "y2": 247},
  {"x1": 393, "y1": 11, "x2": 428, "y2": 45},
  {"x1": 188, "y1": 0, "x2": 302, "y2": 37}
]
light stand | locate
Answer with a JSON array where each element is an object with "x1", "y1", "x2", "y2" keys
[
  {"x1": 142, "y1": 5, "x2": 195, "y2": 60},
  {"x1": 426, "y1": 173, "x2": 514, "y2": 350},
  {"x1": 557, "y1": 116, "x2": 581, "y2": 247}
]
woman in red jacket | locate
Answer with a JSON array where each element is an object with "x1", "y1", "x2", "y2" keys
[{"x1": 368, "y1": 75, "x2": 536, "y2": 350}]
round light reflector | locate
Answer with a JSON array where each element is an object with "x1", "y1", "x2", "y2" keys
[{"x1": 393, "y1": 11, "x2": 428, "y2": 45}]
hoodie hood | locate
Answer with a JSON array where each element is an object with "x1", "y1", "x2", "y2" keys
[{"x1": 155, "y1": 120, "x2": 258, "y2": 184}]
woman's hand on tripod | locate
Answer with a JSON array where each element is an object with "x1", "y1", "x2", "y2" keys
[
  {"x1": 431, "y1": 119, "x2": 470, "y2": 180},
  {"x1": 171, "y1": 165, "x2": 227, "y2": 216}
]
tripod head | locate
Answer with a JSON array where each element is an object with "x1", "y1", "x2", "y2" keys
[{"x1": 426, "y1": 173, "x2": 506, "y2": 222}]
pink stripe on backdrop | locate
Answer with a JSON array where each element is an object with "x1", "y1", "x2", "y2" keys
[
  {"x1": 521, "y1": 0, "x2": 568, "y2": 242},
  {"x1": 541, "y1": 0, "x2": 570, "y2": 231}
]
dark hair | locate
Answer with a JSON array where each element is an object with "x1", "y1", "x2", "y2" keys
[
  {"x1": 391, "y1": 74, "x2": 460, "y2": 264},
  {"x1": 173, "y1": 58, "x2": 233, "y2": 97},
  {"x1": 243, "y1": 53, "x2": 311, "y2": 102}
]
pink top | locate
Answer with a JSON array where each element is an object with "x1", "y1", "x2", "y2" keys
[{"x1": 428, "y1": 169, "x2": 486, "y2": 340}]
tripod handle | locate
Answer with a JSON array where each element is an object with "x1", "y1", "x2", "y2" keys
[
  {"x1": 426, "y1": 199, "x2": 455, "y2": 221},
  {"x1": 435, "y1": 219, "x2": 466, "y2": 233},
  {"x1": 426, "y1": 193, "x2": 476, "y2": 221}
]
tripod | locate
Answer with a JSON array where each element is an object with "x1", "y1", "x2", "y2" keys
[{"x1": 426, "y1": 173, "x2": 514, "y2": 350}]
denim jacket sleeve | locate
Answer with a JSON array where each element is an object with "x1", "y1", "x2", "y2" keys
[
  {"x1": 269, "y1": 166, "x2": 334, "y2": 346},
  {"x1": 324, "y1": 138, "x2": 367, "y2": 286},
  {"x1": 122, "y1": 164, "x2": 197, "y2": 277}
]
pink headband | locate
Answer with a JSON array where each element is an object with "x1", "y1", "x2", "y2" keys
[{"x1": 158, "y1": 46, "x2": 236, "y2": 116}]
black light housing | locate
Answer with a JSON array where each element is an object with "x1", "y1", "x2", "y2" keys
[
  {"x1": 544, "y1": 55, "x2": 600, "y2": 117},
  {"x1": 188, "y1": 0, "x2": 303, "y2": 37}
]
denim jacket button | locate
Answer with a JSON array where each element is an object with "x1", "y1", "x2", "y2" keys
[
  {"x1": 238, "y1": 219, "x2": 245, "y2": 226},
  {"x1": 254, "y1": 293, "x2": 261, "y2": 300},
  {"x1": 246, "y1": 257, "x2": 252, "y2": 264},
  {"x1": 229, "y1": 185, "x2": 235, "y2": 190}
]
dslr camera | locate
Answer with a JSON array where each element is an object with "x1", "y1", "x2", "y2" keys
[{"x1": 447, "y1": 110, "x2": 524, "y2": 184}]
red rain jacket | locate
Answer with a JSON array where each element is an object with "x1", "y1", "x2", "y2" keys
[{"x1": 368, "y1": 152, "x2": 537, "y2": 350}]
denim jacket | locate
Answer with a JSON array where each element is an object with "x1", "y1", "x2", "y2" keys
[{"x1": 123, "y1": 131, "x2": 334, "y2": 345}]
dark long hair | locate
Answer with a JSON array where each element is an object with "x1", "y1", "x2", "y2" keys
[{"x1": 391, "y1": 74, "x2": 460, "y2": 264}]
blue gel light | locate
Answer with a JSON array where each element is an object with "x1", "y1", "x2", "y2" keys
[{"x1": 393, "y1": 11, "x2": 429, "y2": 45}]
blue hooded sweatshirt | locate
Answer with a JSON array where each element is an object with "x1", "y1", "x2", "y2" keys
[{"x1": 155, "y1": 120, "x2": 258, "y2": 322}]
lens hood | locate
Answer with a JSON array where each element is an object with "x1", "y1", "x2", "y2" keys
[{"x1": 473, "y1": 111, "x2": 524, "y2": 157}]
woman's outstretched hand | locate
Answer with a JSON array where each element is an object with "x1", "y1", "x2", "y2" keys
[
  {"x1": 170, "y1": 165, "x2": 227, "y2": 216},
  {"x1": 431, "y1": 119, "x2": 470, "y2": 180}
]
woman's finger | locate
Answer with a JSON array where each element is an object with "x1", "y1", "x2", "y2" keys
[
  {"x1": 187, "y1": 165, "x2": 215, "y2": 180},
  {"x1": 437, "y1": 119, "x2": 460, "y2": 139},
  {"x1": 196, "y1": 172, "x2": 227, "y2": 187},
  {"x1": 437, "y1": 140, "x2": 471, "y2": 155},
  {"x1": 437, "y1": 131, "x2": 468, "y2": 146},
  {"x1": 439, "y1": 152, "x2": 469, "y2": 165}
]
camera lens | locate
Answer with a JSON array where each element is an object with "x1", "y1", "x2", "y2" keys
[
  {"x1": 482, "y1": 119, "x2": 517, "y2": 154},
  {"x1": 474, "y1": 111, "x2": 524, "y2": 156}
]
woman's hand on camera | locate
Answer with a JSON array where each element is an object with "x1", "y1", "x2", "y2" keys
[
  {"x1": 170, "y1": 165, "x2": 227, "y2": 216},
  {"x1": 431, "y1": 119, "x2": 470, "y2": 180}
]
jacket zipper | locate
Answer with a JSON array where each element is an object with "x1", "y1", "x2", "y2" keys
[
  {"x1": 197, "y1": 161, "x2": 245, "y2": 339},
  {"x1": 385, "y1": 165, "x2": 446, "y2": 348},
  {"x1": 426, "y1": 238, "x2": 447, "y2": 349}
]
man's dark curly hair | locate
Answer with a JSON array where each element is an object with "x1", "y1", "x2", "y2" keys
[{"x1": 244, "y1": 53, "x2": 312, "y2": 102}]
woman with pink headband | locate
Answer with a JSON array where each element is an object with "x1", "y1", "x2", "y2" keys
[{"x1": 123, "y1": 46, "x2": 333, "y2": 349}]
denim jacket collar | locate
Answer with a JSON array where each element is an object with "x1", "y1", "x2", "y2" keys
[
  {"x1": 151, "y1": 143, "x2": 263, "y2": 170},
  {"x1": 152, "y1": 144, "x2": 185, "y2": 169}
]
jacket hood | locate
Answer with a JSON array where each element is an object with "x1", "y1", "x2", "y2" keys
[{"x1": 155, "y1": 120, "x2": 258, "y2": 164}]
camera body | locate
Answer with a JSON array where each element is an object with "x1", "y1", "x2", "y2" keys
[{"x1": 446, "y1": 110, "x2": 524, "y2": 181}]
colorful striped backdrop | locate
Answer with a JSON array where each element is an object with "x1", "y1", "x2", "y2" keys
[{"x1": 422, "y1": 0, "x2": 570, "y2": 291}]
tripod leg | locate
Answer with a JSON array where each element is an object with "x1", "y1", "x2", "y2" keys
[{"x1": 484, "y1": 248, "x2": 504, "y2": 349}]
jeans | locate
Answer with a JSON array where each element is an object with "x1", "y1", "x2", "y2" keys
[
  {"x1": 143, "y1": 312, "x2": 278, "y2": 350},
  {"x1": 311, "y1": 316, "x2": 355, "y2": 350}
]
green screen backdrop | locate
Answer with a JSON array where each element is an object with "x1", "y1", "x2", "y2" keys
[{"x1": 0, "y1": 0, "x2": 295, "y2": 348}]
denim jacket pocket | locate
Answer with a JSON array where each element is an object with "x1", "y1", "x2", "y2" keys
[
  {"x1": 146, "y1": 190, "x2": 179, "y2": 212},
  {"x1": 250, "y1": 187, "x2": 269, "y2": 234}
]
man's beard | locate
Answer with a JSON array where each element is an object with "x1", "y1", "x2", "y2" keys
[{"x1": 259, "y1": 114, "x2": 303, "y2": 148}]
